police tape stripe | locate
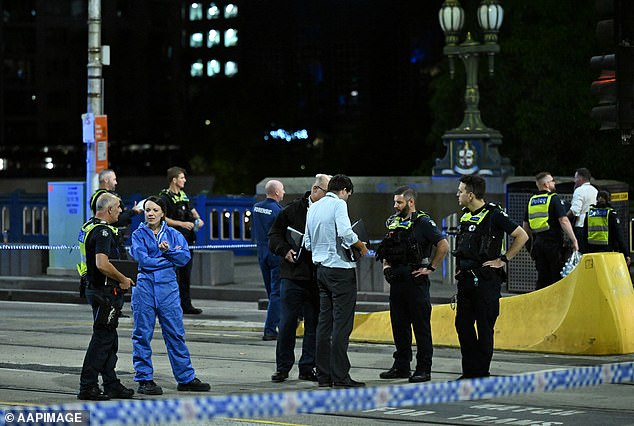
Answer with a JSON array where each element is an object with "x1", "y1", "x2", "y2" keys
[
  {"x1": 0, "y1": 244, "x2": 258, "y2": 251},
  {"x1": 1, "y1": 362, "x2": 632, "y2": 425}
]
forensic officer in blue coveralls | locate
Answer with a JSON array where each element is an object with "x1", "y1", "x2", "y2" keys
[{"x1": 252, "y1": 179, "x2": 285, "y2": 340}]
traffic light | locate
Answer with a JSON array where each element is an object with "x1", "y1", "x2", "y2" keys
[{"x1": 591, "y1": 0, "x2": 634, "y2": 142}]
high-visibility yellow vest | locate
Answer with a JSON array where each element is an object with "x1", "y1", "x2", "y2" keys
[
  {"x1": 528, "y1": 193, "x2": 556, "y2": 233},
  {"x1": 76, "y1": 219, "x2": 118, "y2": 277},
  {"x1": 587, "y1": 206, "x2": 612, "y2": 246}
]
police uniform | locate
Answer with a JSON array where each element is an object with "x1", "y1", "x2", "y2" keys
[
  {"x1": 583, "y1": 203, "x2": 630, "y2": 260},
  {"x1": 377, "y1": 211, "x2": 444, "y2": 377},
  {"x1": 524, "y1": 191, "x2": 569, "y2": 290},
  {"x1": 78, "y1": 218, "x2": 126, "y2": 396},
  {"x1": 454, "y1": 203, "x2": 518, "y2": 379},
  {"x1": 159, "y1": 189, "x2": 197, "y2": 311}
]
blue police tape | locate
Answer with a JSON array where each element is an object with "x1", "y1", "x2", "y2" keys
[
  {"x1": 0, "y1": 243, "x2": 257, "y2": 251},
  {"x1": 1, "y1": 362, "x2": 632, "y2": 425}
]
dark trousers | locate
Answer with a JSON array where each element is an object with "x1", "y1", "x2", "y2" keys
[
  {"x1": 177, "y1": 250, "x2": 194, "y2": 308},
  {"x1": 533, "y1": 237, "x2": 563, "y2": 290},
  {"x1": 79, "y1": 292, "x2": 124, "y2": 391},
  {"x1": 275, "y1": 278, "x2": 319, "y2": 374},
  {"x1": 315, "y1": 266, "x2": 357, "y2": 383},
  {"x1": 455, "y1": 270, "x2": 501, "y2": 378},
  {"x1": 388, "y1": 267, "x2": 432, "y2": 374}
]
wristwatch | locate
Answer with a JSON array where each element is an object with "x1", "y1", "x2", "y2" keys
[
  {"x1": 425, "y1": 263, "x2": 436, "y2": 272},
  {"x1": 500, "y1": 254, "x2": 509, "y2": 263}
]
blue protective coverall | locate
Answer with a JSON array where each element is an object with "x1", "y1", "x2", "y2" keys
[{"x1": 130, "y1": 221, "x2": 196, "y2": 384}]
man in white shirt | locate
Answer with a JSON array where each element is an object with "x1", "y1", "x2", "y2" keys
[
  {"x1": 303, "y1": 174, "x2": 368, "y2": 388},
  {"x1": 567, "y1": 168, "x2": 598, "y2": 252}
]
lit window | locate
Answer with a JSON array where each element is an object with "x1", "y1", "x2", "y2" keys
[
  {"x1": 224, "y1": 29, "x2": 238, "y2": 47},
  {"x1": 207, "y1": 60, "x2": 221, "y2": 77},
  {"x1": 207, "y1": 30, "x2": 220, "y2": 48},
  {"x1": 224, "y1": 4, "x2": 238, "y2": 18},
  {"x1": 191, "y1": 61, "x2": 204, "y2": 77},
  {"x1": 225, "y1": 61, "x2": 238, "y2": 77},
  {"x1": 189, "y1": 3, "x2": 203, "y2": 21},
  {"x1": 207, "y1": 3, "x2": 220, "y2": 19},
  {"x1": 190, "y1": 32, "x2": 204, "y2": 48}
]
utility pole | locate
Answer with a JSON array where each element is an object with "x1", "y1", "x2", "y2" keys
[{"x1": 84, "y1": 0, "x2": 103, "y2": 219}]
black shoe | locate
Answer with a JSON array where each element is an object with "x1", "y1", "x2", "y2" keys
[
  {"x1": 318, "y1": 381, "x2": 333, "y2": 388},
  {"x1": 77, "y1": 386, "x2": 110, "y2": 401},
  {"x1": 333, "y1": 378, "x2": 365, "y2": 388},
  {"x1": 177, "y1": 377, "x2": 211, "y2": 392},
  {"x1": 271, "y1": 371, "x2": 289, "y2": 383},
  {"x1": 262, "y1": 334, "x2": 277, "y2": 341},
  {"x1": 379, "y1": 367, "x2": 410, "y2": 379},
  {"x1": 183, "y1": 306, "x2": 203, "y2": 315},
  {"x1": 298, "y1": 370, "x2": 318, "y2": 382},
  {"x1": 105, "y1": 382, "x2": 135, "y2": 399},
  {"x1": 137, "y1": 380, "x2": 163, "y2": 395},
  {"x1": 408, "y1": 371, "x2": 431, "y2": 383}
]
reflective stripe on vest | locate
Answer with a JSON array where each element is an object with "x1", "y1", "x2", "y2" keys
[
  {"x1": 387, "y1": 211, "x2": 429, "y2": 230},
  {"x1": 587, "y1": 207, "x2": 612, "y2": 246},
  {"x1": 528, "y1": 193, "x2": 555, "y2": 233},
  {"x1": 160, "y1": 189, "x2": 190, "y2": 204},
  {"x1": 76, "y1": 220, "x2": 118, "y2": 276},
  {"x1": 460, "y1": 208, "x2": 490, "y2": 226}
]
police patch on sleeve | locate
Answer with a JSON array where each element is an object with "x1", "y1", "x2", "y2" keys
[
  {"x1": 101, "y1": 229, "x2": 109, "y2": 237},
  {"x1": 429, "y1": 219, "x2": 437, "y2": 227}
]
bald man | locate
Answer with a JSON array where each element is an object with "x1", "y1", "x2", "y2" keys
[{"x1": 253, "y1": 179, "x2": 285, "y2": 340}]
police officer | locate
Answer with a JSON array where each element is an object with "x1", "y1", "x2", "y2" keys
[
  {"x1": 377, "y1": 186, "x2": 449, "y2": 383},
  {"x1": 522, "y1": 172, "x2": 578, "y2": 290},
  {"x1": 159, "y1": 166, "x2": 205, "y2": 314},
  {"x1": 89, "y1": 169, "x2": 143, "y2": 257},
  {"x1": 77, "y1": 193, "x2": 135, "y2": 400},
  {"x1": 583, "y1": 190, "x2": 631, "y2": 265},
  {"x1": 454, "y1": 175, "x2": 528, "y2": 379}
]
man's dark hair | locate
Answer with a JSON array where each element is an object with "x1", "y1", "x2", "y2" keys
[
  {"x1": 327, "y1": 174, "x2": 354, "y2": 193},
  {"x1": 459, "y1": 175, "x2": 486, "y2": 200},
  {"x1": 576, "y1": 167, "x2": 592, "y2": 181},
  {"x1": 394, "y1": 185, "x2": 416, "y2": 201},
  {"x1": 143, "y1": 195, "x2": 168, "y2": 221},
  {"x1": 167, "y1": 166, "x2": 186, "y2": 185},
  {"x1": 596, "y1": 190, "x2": 611, "y2": 204}
]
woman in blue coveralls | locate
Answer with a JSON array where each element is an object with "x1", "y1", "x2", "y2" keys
[{"x1": 130, "y1": 195, "x2": 210, "y2": 395}]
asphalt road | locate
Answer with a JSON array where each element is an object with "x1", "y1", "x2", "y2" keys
[{"x1": 1, "y1": 300, "x2": 633, "y2": 426}]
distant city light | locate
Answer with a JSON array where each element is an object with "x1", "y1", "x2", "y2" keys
[
  {"x1": 0, "y1": 159, "x2": 6, "y2": 170},
  {"x1": 267, "y1": 129, "x2": 309, "y2": 142},
  {"x1": 350, "y1": 90, "x2": 359, "y2": 97}
]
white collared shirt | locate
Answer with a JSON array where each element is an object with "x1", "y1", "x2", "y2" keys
[{"x1": 570, "y1": 182, "x2": 598, "y2": 227}]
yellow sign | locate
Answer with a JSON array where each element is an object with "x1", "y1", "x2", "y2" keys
[{"x1": 611, "y1": 192, "x2": 628, "y2": 201}]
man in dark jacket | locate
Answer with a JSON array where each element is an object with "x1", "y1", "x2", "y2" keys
[{"x1": 267, "y1": 174, "x2": 331, "y2": 383}]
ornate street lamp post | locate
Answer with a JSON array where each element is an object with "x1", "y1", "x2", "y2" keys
[{"x1": 433, "y1": 0, "x2": 514, "y2": 177}]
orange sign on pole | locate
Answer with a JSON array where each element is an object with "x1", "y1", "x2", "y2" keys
[{"x1": 94, "y1": 115, "x2": 108, "y2": 173}]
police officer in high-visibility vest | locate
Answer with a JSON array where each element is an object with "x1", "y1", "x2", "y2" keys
[
  {"x1": 522, "y1": 172, "x2": 578, "y2": 290},
  {"x1": 159, "y1": 166, "x2": 205, "y2": 315},
  {"x1": 376, "y1": 186, "x2": 448, "y2": 383},
  {"x1": 583, "y1": 190, "x2": 631, "y2": 266},
  {"x1": 454, "y1": 175, "x2": 528, "y2": 379},
  {"x1": 77, "y1": 192, "x2": 135, "y2": 401}
]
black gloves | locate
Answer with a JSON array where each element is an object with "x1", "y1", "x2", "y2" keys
[{"x1": 383, "y1": 267, "x2": 394, "y2": 284}]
